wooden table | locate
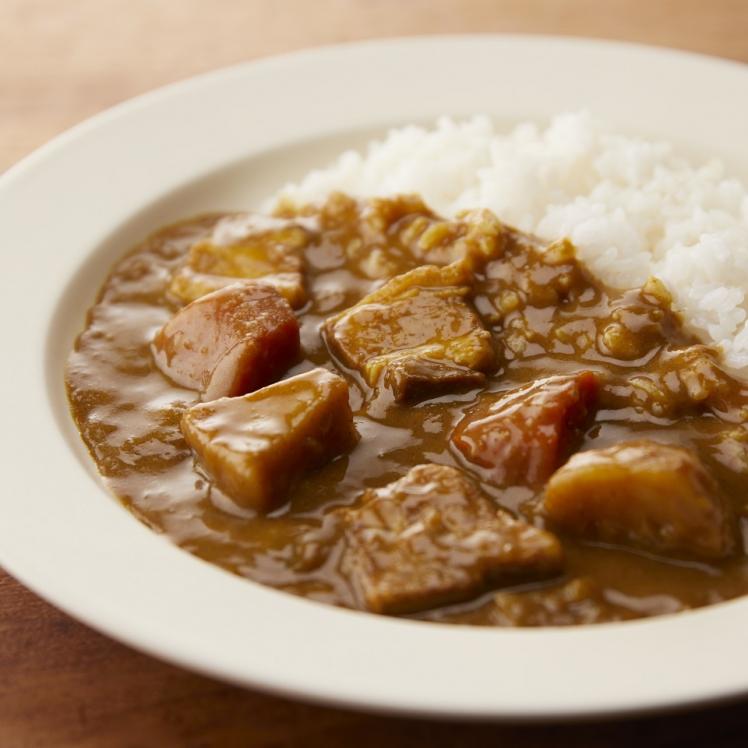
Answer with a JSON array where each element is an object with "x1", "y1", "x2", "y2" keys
[{"x1": 2, "y1": 1, "x2": 747, "y2": 745}]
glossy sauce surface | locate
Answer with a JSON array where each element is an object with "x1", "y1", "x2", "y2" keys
[{"x1": 66, "y1": 194, "x2": 748, "y2": 626}]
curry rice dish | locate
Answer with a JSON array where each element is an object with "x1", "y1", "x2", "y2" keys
[{"x1": 66, "y1": 190, "x2": 748, "y2": 627}]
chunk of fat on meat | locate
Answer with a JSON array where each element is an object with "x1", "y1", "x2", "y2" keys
[
  {"x1": 544, "y1": 440, "x2": 736, "y2": 560},
  {"x1": 451, "y1": 371, "x2": 599, "y2": 487},
  {"x1": 324, "y1": 263, "x2": 495, "y2": 401},
  {"x1": 168, "y1": 213, "x2": 313, "y2": 308},
  {"x1": 152, "y1": 282, "x2": 300, "y2": 400},
  {"x1": 180, "y1": 367, "x2": 358, "y2": 512},
  {"x1": 338, "y1": 463, "x2": 563, "y2": 614}
]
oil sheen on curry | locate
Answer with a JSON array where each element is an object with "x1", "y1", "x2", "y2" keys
[{"x1": 66, "y1": 193, "x2": 748, "y2": 626}]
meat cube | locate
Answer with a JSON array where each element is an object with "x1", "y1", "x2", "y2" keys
[
  {"x1": 544, "y1": 440, "x2": 736, "y2": 559},
  {"x1": 152, "y1": 283, "x2": 299, "y2": 400},
  {"x1": 180, "y1": 367, "x2": 358, "y2": 512},
  {"x1": 382, "y1": 359, "x2": 486, "y2": 403},
  {"x1": 169, "y1": 214, "x2": 311, "y2": 308},
  {"x1": 487, "y1": 578, "x2": 641, "y2": 627},
  {"x1": 339, "y1": 464, "x2": 563, "y2": 614},
  {"x1": 451, "y1": 372, "x2": 599, "y2": 487},
  {"x1": 324, "y1": 263, "x2": 495, "y2": 401}
]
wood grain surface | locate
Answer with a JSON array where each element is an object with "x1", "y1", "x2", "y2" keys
[{"x1": 2, "y1": 1, "x2": 748, "y2": 745}]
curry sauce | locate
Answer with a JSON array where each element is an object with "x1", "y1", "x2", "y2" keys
[{"x1": 66, "y1": 193, "x2": 748, "y2": 626}]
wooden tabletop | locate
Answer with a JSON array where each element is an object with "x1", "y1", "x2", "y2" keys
[{"x1": 3, "y1": 1, "x2": 748, "y2": 745}]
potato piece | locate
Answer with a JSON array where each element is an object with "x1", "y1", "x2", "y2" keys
[
  {"x1": 169, "y1": 213, "x2": 311, "y2": 308},
  {"x1": 324, "y1": 263, "x2": 495, "y2": 401},
  {"x1": 339, "y1": 464, "x2": 563, "y2": 614},
  {"x1": 152, "y1": 283, "x2": 299, "y2": 400},
  {"x1": 544, "y1": 440, "x2": 735, "y2": 559},
  {"x1": 451, "y1": 372, "x2": 599, "y2": 487},
  {"x1": 181, "y1": 367, "x2": 358, "y2": 512}
]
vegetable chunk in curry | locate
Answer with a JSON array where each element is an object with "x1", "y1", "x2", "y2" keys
[{"x1": 66, "y1": 192, "x2": 748, "y2": 626}]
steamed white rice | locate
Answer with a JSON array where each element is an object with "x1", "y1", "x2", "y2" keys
[{"x1": 270, "y1": 112, "x2": 748, "y2": 373}]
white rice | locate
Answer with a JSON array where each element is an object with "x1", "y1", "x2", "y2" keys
[{"x1": 270, "y1": 112, "x2": 748, "y2": 373}]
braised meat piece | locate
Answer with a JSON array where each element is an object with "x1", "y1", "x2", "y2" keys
[
  {"x1": 451, "y1": 371, "x2": 599, "y2": 487},
  {"x1": 544, "y1": 440, "x2": 736, "y2": 560},
  {"x1": 381, "y1": 358, "x2": 487, "y2": 403},
  {"x1": 169, "y1": 213, "x2": 312, "y2": 308},
  {"x1": 152, "y1": 283, "x2": 299, "y2": 400},
  {"x1": 180, "y1": 368, "x2": 358, "y2": 512},
  {"x1": 324, "y1": 263, "x2": 495, "y2": 400},
  {"x1": 338, "y1": 464, "x2": 563, "y2": 614}
]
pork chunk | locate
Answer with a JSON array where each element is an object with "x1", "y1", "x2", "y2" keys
[
  {"x1": 180, "y1": 368, "x2": 358, "y2": 512},
  {"x1": 169, "y1": 214, "x2": 312, "y2": 308},
  {"x1": 544, "y1": 440, "x2": 735, "y2": 559},
  {"x1": 339, "y1": 464, "x2": 563, "y2": 614},
  {"x1": 152, "y1": 283, "x2": 299, "y2": 400},
  {"x1": 324, "y1": 263, "x2": 495, "y2": 401},
  {"x1": 451, "y1": 372, "x2": 599, "y2": 487}
]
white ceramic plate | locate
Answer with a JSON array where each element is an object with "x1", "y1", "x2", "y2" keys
[{"x1": 2, "y1": 35, "x2": 748, "y2": 721}]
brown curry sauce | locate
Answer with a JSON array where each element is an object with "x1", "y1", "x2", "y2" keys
[{"x1": 66, "y1": 193, "x2": 748, "y2": 626}]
